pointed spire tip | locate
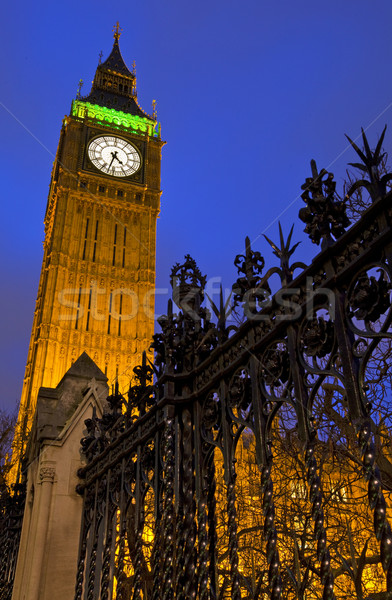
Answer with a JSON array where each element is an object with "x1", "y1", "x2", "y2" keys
[{"x1": 113, "y1": 21, "x2": 122, "y2": 42}]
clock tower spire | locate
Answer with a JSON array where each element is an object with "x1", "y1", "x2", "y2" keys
[
  {"x1": 113, "y1": 20, "x2": 122, "y2": 41},
  {"x1": 12, "y1": 27, "x2": 164, "y2": 481}
]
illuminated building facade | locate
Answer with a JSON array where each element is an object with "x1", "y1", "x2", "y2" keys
[{"x1": 13, "y1": 24, "x2": 163, "y2": 478}]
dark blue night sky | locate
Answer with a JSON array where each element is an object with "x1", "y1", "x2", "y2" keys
[{"x1": 1, "y1": 0, "x2": 392, "y2": 412}]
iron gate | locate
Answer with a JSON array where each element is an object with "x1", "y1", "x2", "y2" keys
[{"x1": 75, "y1": 130, "x2": 392, "y2": 599}]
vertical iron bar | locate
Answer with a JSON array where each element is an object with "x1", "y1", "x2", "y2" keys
[
  {"x1": 194, "y1": 399, "x2": 209, "y2": 600},
  {"x1": 161, "y1": 406, "x2": 176, "y2": 600},
  {"x1": 84, "y1": 479, "x2": 99, "y2": 600},
  {"x1": 132, "y1": 445, "x2": 145, "y2": 600},
  {"x1": 177, "y1": 405, "x2": 197, "y2": 600},
  {"x1": 174, "y1": 408, "x2": 184, "y2": 597},
  {"x1": 100, "y1": 469, "x2": 114, "y2": 600},
  {"x1": 260, "y1": 462, "x2": 281, "y2": 600},
  {"x1": 151, "y1": 431, "x2": 164, "y2": 600},
  {"x1": 305, "y1": 440, "x2": 335, "y2": 600},
  {"x1": 286, "y1": 322, "x2": 336, "y2": 599},
  {"x1": 334, "y1": 290, "x2": 392, "y2": 583},
  {"x1": 250, "y1": 354, "x2": 283, "y2": 600},
  {"x1": 220, "y1": 379, "x2": 241, "y2": 600},
  {"x1": 206, "y1": 450, "x2": 218, "y2": 600},
  {"x1": 115, "y1": 459, "x2": 127, "y2": 600},
  {"x1": 74, "y1": 487, "x2": 92, "y2": 600}
]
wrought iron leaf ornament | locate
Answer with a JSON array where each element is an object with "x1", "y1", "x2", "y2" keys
[
  {"x1": 346, "y1": 126, "x2": 392, "y2": 202},
  {"x1": 232, "y1": 236, "x2": 271, "y2": 311},
  {"x1": 228, "y1": 369, "x2": 252, "y2": 412},
  {"x1": 260, "y1": 344, "x2": 290, "y2": 388},
  {"x1": 301, "y1": 316, "x2": 335, "y2": 359},
  {"x1": 348, "y1": 270, "x2": 391, "y2": 323},
  {"x1": 299, "y1": 160, "x2": 350, "y2": 247}
]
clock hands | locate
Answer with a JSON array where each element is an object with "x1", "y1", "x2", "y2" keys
[
  {"x1": 109, "y1": 151, "x2": 124, "y2": 169},
  {"x1": 89, "y1": 136, "x2": 140, "y2": 177}
]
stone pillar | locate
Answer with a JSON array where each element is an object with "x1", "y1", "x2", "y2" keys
[
  {"x1": 28, "y1": 464, "x2": 56, "y2": 600},
  {"x1": 12, "y1": 357, "x2": 108, "y2": 600}
]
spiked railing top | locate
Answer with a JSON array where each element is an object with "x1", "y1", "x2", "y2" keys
[
  {"x1": 345, "y1": 125, "x2": 392, "y2": 202},
  {"x1": 263, "y1": 223, "x2": 305, "y2": 285}
]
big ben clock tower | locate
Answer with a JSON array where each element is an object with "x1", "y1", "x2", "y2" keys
[{"x1": 13, "y1": 24, "x2": 164, "y2": 477}]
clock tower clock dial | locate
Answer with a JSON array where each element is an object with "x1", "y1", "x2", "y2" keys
[{"x1": 88, "y1": 135, "x2": 141, "y2": 177}]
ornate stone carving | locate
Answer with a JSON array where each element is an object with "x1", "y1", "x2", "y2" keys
[{"x1": 39, "y1": 466, "x2": 56, "y2": 483}]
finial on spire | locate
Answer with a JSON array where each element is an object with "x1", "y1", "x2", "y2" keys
[
  {"x1": 132, "y1": 60, "x2": 136, "y2": 76},
  {"x1": 98, "y1": 50, "x2": 103, "y2": 65},
  {"x1": 152, "y1": 100, "x2": 157, "y2": 120},
  {"x1": 113, "y1": 21, "x2": 122, "y2": 42},
  {"x1": 76, "y1": 79, "x2": 83, "y2": 99}
]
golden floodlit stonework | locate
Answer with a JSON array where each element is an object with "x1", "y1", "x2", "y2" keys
[{"x1": 12, "y1": 32, "x2": 164, "y2": 482}]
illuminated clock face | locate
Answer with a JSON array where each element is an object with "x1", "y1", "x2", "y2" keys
[{"x1": 87, "y1": 135, "x2": 141, "y2": 177}]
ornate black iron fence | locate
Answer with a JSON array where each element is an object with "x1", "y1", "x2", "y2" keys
[
  {"x1": 75, "y1": 130, "x2": 392, "y2": 599},
  {"x1": 0, "y1": 483, "x2": 26, "y2": 600}
]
